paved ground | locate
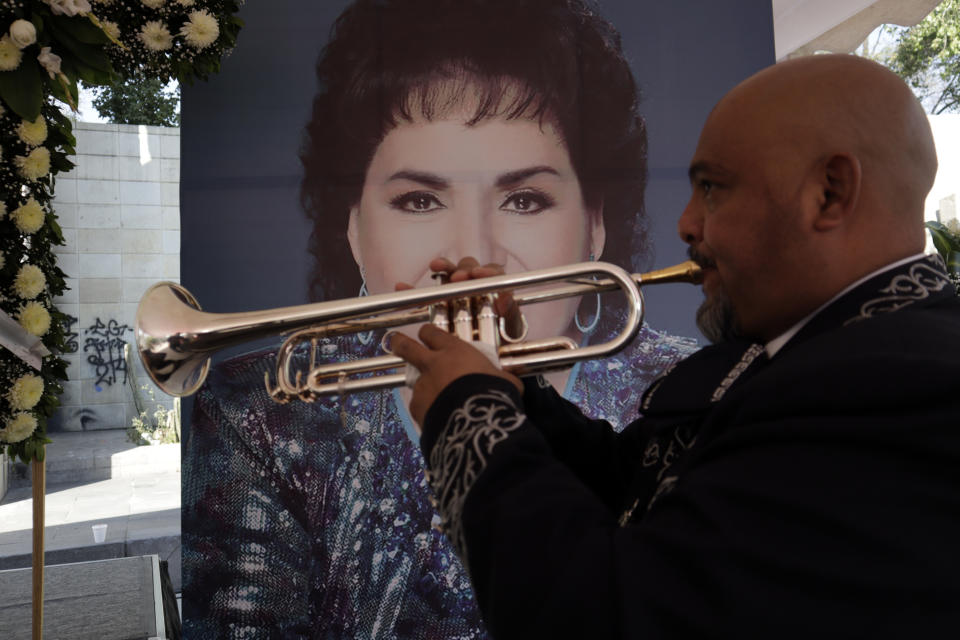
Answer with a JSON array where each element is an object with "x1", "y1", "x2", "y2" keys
[{"x1": 0, "y1": 431, "x2": 181, "y2": 590}]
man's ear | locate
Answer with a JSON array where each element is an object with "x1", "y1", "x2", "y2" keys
[
  {"x1": 589, "y1": 203, "x2": 606, "y2": 260},
  {"x1": 813, "y1": 153, "x2": 861, "y2": 232},
  {"x1": 347, "y1": 205, "x2": 363, "y2": 267}
]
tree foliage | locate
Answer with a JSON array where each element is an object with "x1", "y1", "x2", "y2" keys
[
  {"x1": 888, "y1": 0, "x2": 960, "y2": 114},
  {"x1": 90, "y1": 77, "x2": 181, "y2": 127}
]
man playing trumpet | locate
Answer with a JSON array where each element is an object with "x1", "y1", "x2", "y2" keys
[{"x1": 392, "y1": 54, "x2": 960, "y2": 638}]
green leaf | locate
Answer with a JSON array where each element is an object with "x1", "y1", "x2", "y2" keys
[
  {"x1": 46, "y1": 16, "x2": 115, "y2": 76},
  {"x1": 947, "y1": 252, "x2": 960, "y2": 276},
  {"x1": 0, "y1": 61, "x2": 44, "y2": 121},
  {"x1": 926, "y1": 220, "x2": 960, "y2": 256},
  {"x1": 56, "y1": 15, "x2": 112, "y2": 45},
  {"x1": 46, "y1": 72, "x2": 76, "y2": 109}
]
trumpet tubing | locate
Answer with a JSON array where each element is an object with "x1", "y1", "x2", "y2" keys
[{"x1": 136, "y1": 260, "x2": 702, "y2": 401}]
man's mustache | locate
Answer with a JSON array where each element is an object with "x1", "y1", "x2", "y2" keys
[{"x1": 687, "y1": 247, "x2": 716, "y2": 270}]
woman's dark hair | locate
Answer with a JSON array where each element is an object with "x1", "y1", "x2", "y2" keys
[{"x1": 301, "y1": 0, "x2": 649, "y2": 303}]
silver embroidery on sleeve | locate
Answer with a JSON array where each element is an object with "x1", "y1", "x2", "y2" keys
[
  {"x1": 425, "y1": 390, "x2": 526, "y2": 559},
  {"x1": 845, "y1": 257, "x2": 950, "y2": 325}
]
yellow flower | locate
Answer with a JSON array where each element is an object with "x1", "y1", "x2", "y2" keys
[
  {"x1": 140, "y1": 21, "x2": 173, "y2": 51},
  {"x1": 180, "y1": 9, "x2": 219, "y2": 49},
  {"x1": 11, "y1": 198, "x2": 46, "y2": 234},
  {"x1": 17, "y1": 117, "x2": 48, "y2": 147},
  {"x1": 0, "y1": 250, "x2": 5, "y2": 271},
  {"x1": 0, "y1": 35, "x2": 22, "y2": 71},
  {"x1": 1, "y1": 412, "x2": 38, "y2": 443},
  {"x1": 176, "y1": 0, "x2": 195, "y2": 5},
  {"x1": 101, "y1": 20, "x2": 121, "y2": 42},
  {"x1": 142, "y1": 0, "x2": 165, "y2": 8},
  {"x1": 15, "y1": 264, "x2": 46, "y2": 299},
  {"x1": 9, "y1": 374, "x2": 44, "y2": 411},
  {"x1": 15, "y1": 147, "x2": 51, "y2": 181},
  {"x1": 19, "y1": 301, "x2": 51, "y2": 336}
]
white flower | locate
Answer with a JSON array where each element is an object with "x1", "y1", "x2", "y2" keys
[
  {"x1": 180, "y1": 10, "x2": 219, "y2": 49},
  {"x1": 1, "y1": 412, "x2": 38, "y2": 443},
  {"x1": 19, "y1": 301, "x2": 51, "y2": 336},
  {"x1": 100, "y1": 20, "x2": 120, "y2": 41},
  {"x1": 9, "y1": 374, "x2": 44, "y2": 411},
  {"x1": 45, "y1": 0, "x2": 92, "y2": 16},
  {"x1": 17, "y1": 117, "x2": 48, "y2": 147},
  {"x1": 10, "y1": 19, "x2": 37, "y2": 49},
  {"x1": 15, "y1": 147, "x2": 51, "y2": 181},
  {"x1": 0, "y1": 250, "x2": 5, "y2": 271},
  {"x1": 15, "y1": 264, "x2": 46, "y2": 299},
  {"x1": 11, "y1": 198, "x2": 46, "y2": 234},
  {"x1": 38, "y1": 47, "x2": 62, "y2": 79},
  {"x1": 176, "y1": 0, "x2": 195, "y2": 5},
  {"x1": 0, "y1": 200, "x2": 6, "y2": 219},
  {"x1": 0, "y1": 35, "x2": 23, "y2": 71},
  {"x1": 140, "y1": 21, "x2": 173, "y2": 51},
  {"x1": 142, "y1": 0, "x2": 165, "y2": 8}
]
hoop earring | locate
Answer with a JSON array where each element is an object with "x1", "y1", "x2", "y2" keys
[
  {"x1": 575, "y1": 254, "x2": 600, "y2": 334},
  {"x1": 358, "y1": 267, "x2": 373, "y2": 346}
]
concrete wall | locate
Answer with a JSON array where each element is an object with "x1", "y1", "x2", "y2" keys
[
  {"x1": 49, "y1": 122, "x2": 180, "y2": 432},
  {"x1": 939, "y1": 194, "x2": 956, "y2": 224},
  {"x1": 926, "y1": 115, "x2": 960, "y2": 228},
  {"x1": 0, "y1": 452, "x2": 7, "y2": 502}
]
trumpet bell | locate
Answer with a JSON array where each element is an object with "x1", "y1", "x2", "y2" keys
[{"x1": 136, "y1": 282, "x2": 211, "y2": 397}]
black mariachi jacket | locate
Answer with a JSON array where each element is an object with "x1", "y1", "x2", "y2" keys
[{"x1": 420, "y1": 255, "x2": 960, "y2": 640}]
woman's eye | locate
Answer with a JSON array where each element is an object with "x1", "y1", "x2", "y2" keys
[
  {"x1": 390, "y1": 192, "x2": 445, "y2": 213},
  {"x1": 699, "y1": 180, "x2": 716, "y2": 196},
  {"x1": 501, "y1": 190, "x2": 554, "y2": 214}
]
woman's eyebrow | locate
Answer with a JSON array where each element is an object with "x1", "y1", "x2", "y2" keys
[
  {"x1": 388, "y1": 170, "x2": 449, "y2": 189},
  {"x1": 495, "y1": 165, "x2": 559, "y2": 188}
]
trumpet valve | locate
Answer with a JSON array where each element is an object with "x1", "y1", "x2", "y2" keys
[
  {"x1": 452, "y1": 298, "x2": 473, "y2": 341},
  {"x1": 475, "y1": 295, "x2": 499, "y2": 347},
  {"x1": 430, "y1": 302, "x2": 451, "y2": 332}
]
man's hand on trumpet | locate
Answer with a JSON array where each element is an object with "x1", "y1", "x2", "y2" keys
[{"x1": 391, "y1": 256, "x2": 523, "y2": 426}]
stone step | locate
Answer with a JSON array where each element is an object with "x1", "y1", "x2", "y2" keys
[
  {"x1": 8, "y1": 430, "x2": 180, "y2": 489},
  {"x1": 0, "y1": 472, "x2": 181, "y2": 591}
]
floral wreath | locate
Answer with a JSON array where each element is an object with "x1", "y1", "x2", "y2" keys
[{"x1": 0, "y1": 0, "x2": 243, "y2": 462}]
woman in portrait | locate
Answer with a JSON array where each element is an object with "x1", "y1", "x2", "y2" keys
[{"x1": 182, "y1": 0, "x2": 698, "y2": 637}]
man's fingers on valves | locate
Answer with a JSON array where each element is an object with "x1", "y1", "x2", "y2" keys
[{"x1": 388, "y1": 332, "x2": 432, "y2": 369}]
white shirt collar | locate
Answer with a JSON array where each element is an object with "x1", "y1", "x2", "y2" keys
[{"x1": 764, "y1": 253, "x2": 928, "y2": 359}]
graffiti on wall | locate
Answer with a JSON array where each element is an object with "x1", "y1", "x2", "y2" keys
[
  {"x1": 83, "y1": 318, "x2": 132, "y2": 388},
  {"x1": 64, "y1": 315, "x2": 80, "y2": 353}
]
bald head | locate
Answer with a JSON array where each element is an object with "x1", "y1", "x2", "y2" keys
[
  {"x1": 722, "y1": 55, "x2": 936, "y2": 251},
  {"x1": 680, "y1": 55, "x2": 939, "y2": 343}
]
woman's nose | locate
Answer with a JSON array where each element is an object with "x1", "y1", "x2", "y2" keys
[{"x1": 453, "y1": 208, "x2": 505, "y2": 267}]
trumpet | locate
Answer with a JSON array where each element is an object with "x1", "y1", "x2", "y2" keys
[{"x1": 136, "y1": 260, "x2": 702, "y2": 403}]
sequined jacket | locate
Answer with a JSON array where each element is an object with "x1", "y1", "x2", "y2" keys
[
  {"x1": 420, "y1": 255, "x2": 960, "y2": 639},
  {"x1": 182, "y1": 325, "x2": 698, "y2": 638}
]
